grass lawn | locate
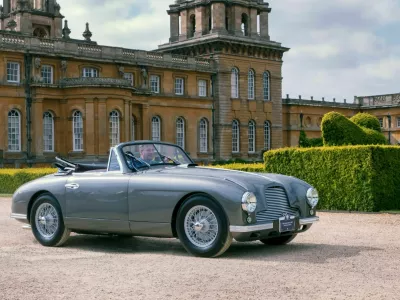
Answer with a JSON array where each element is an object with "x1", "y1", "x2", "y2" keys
[{"x1": 0, "y1": 194, "x2": 12, "y2": 198}]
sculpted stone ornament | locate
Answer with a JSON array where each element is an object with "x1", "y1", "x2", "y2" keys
[
  {"x1": 61, "y1": 60, "x2": 67, "y2": 78},
  {"x1": 118, "y1": 66, "x2": 125, "y2": 77},
  {"x1": 62, "y1": 20, "x2": 71, "y2": 39},
  {"x1": 6, "y1": 19, "x2": 17, "y2": 32},
  {"x1": 83, "y1": 22, "x2": 92, "y2": 42},
  {"x1": 34, "y1": 57, "x2": 41, "y2": 69},
  {"x1": 141, "y1": 67, "x2": 148, "y2": 88}
]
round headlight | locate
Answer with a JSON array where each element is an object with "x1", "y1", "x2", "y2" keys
[
  {"x1": 307, "y1": 188, "x2": 319, "y2": 208},
  {"x1": 242, "y1": 192, "x2": 257, "y2": 213}
]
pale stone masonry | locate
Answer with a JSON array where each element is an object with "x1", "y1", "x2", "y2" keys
[{"x1": 0, "y1": 0, "x2": 398, "y2": 167}]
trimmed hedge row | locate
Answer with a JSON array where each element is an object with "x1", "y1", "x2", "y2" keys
[
  {"x1": 322, "y1": 112, "x2": 387, "y2": 146},
  {"x1": 0, "y1": 169, "x2": 57, "y2": 194},
  {"x1": 264, "y1": 146, "x2": 400, "y2": 212},
  {"x1": 212, "y1": 163, "x2": 265, "y2": 172}
]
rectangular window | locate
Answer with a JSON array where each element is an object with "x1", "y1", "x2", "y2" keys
[
  {"x1": 41, "y1": 65, "x2": 53, "y2": 84},
  {"x1": 150, "y1": 75, "x2": 160, "y2": 93},
  {"x1": 198, "y1": 80, "x2": 207, "y2": 97},
  {"x1": 7, "y1": 62, "x2": 20, "y2": 83},
  {"x1": 397, "y1": 117, "x2": 400, "y2": 128},
  {"x1": 83, "y1": 68, "x2": 98, "y2": 78},
  {"x1": 175, "y1": 78, "x2": 184, "y2": 95},
  {"x1": 124, "y1": 72, "x2": 134, "y2": 86},
  {"x1": 379, "y1": 118, "x2": 383, "y2": 128}
]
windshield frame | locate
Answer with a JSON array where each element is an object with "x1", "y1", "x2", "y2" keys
[{"x1": 114, "y1": 141, "x2": 195, "y2": 173}]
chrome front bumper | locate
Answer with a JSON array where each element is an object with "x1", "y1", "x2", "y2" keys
[
  {"x1": 10, "y1": 213, "x2": 27, "y2": 220},
  {"x1": 230, "y1": 216, "x2": 319, "y2": 233}
]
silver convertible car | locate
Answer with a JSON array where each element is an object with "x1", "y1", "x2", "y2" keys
[{"x1": 11, "y1": 141, "x2": 319, "y2": 257}]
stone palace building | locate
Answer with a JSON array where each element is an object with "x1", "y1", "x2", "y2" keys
[{"x1": 0, "y1": 0, "x2": 399, "y2": 167}]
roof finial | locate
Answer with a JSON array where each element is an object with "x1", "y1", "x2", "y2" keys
[
  {"x1": 62, "y1": 20, "x2": 71, "y2": 39},
  {"x1": 83, "y1": 22, "x2": 92, "y2": 41}
]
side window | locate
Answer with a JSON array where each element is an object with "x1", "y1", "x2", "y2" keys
[{"x1": 108, "y1": 149, "x2": 121, "y2": 172}]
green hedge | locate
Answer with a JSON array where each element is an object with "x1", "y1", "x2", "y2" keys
[
  {"x1": 264, "y1": 146, "x2": 400, "y2": 212},
  {"x1": 350, "y1": 112, "x2": 382, "y2": 132},
  {"x1": 321, "y1": 112, "x2": 387, "y2": 146},
  {"x1": 299, "y1": 130, "x2": 323, "y2": 148},
  {"x1": 0, "y1": 169, "x2": 57, "y2": 194},
  {"x1": 212, "y1": 163, "x2": 265, "y2": 172}
]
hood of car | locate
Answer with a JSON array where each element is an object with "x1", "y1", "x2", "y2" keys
[{"x1": 152, "y1": 165, "x2": 296, "y2": 190}]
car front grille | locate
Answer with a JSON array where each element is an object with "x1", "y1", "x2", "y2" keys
[{"x1": 256, "y1": 186, "x2": 299, "y2": 223}]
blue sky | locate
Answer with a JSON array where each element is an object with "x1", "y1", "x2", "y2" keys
[{"x1": 58, "y1": 0, "x2": 400, "y2": 103}]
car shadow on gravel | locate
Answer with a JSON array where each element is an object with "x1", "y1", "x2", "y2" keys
[
  {"x1": 62, "y1": 234, "x2": 188, "y2": 255},
  {"x1": 61, "y1": 234, "x2": 382, "y2": 262},
  {"x1": 222, "y1": 241, "x2": 382, "y2": 263}
]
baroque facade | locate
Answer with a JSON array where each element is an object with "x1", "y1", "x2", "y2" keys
[{"x1": 0, "y1": 0, "x2": 398, "y2": 167}]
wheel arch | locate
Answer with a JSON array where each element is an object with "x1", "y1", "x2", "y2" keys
[
  {"x1": 170, "y1": 192, "x2": 230, "y2": 238},
  {"x1": 27, "y1": 191, "x2": 58, "y2": 223}
]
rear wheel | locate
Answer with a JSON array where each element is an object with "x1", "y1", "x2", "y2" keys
[
  {"x1": 176, "y1": 195, "x2": 232, "y2": 258},
  {"x1": 260, "y1": 234, "x2": 297, "y2": 245},
  {"x1": 30, "y1": 194, "x2": 70, "y2": 247}
]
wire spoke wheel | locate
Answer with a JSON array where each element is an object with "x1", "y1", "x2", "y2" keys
[
  {"x1": 35, "y1": 203, "x2": 59, "y2": 239},
  {"x1": 184, "y1": 205, "x2": 219, "y2": 248}
]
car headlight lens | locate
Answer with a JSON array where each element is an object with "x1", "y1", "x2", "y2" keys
[
  {"x1": 241, "y1": 192, "x2": 257, "y2": 213},
  {"x1": 307, "y1": 188, "x2": 319, "y2": 208}
]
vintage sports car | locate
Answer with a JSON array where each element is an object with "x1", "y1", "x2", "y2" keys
[{"x1": 11, "y1": 141, "x2": 319, "y2": 257}]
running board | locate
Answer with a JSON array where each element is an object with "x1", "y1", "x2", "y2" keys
[{"x1": 22, "y1": 225, "x2": 31, "y2": 230}]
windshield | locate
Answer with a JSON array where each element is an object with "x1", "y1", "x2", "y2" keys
[{"x1": 121, "y1": 143, "x2": 193, "y2": 171}]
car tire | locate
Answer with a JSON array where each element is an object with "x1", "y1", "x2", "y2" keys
[
  {"x1": 260, "y1": 234, "x2": 297, "y2": 245},
  {"x1": 30, "y1": 194, "x2": 71, "y2": 247},
  {"x1": 176, "y1": 195, "x2": 232, "y2": 258}
]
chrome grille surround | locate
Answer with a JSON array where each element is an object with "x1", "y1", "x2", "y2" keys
[{"x1": 256, "y1": 186, "x2": 299, "y2": 223}]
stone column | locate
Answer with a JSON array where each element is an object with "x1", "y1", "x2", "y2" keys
[
  {"x1": 250, "y1": 9, "x2": 258, "y2": 37},
  {"x1": 180, "y1": 10, "x2": 188, "y2": 40},
  {"x1": 31, "y1": 98, "x2": 44, "y2": 158},
  {"x1": 124, "y1": 100, "x2": 130, "y2": 142},
  {"x1": 169, "y1": 12, "x2": 180, "y2": 42},
  {"x1": 59, "y1": 99, "x2": 68, "y2": 156},
  {"x1": 142, "y1": 104, "x2": 150, "y2": 140},
  {"x1": 211, "y1": 3, "x2": 226, "y2": 33},
  {"x1": 0, "y1": 103, "x2": 5, "y2": 151},
  {"x1": 195, "y1": 6, "x2": 205, "y2": 37},
  {"x1": 85, "y1": 98, "x2": 95, "y2": 156},
  {"x1": 98, "y1": 98, "x2": 108, "y2": 155},
  {"x1": 260, "y1": 11, "x2": 270, "y2": 39}
]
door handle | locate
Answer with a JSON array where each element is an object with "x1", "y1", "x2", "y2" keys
[{"x1": 65, "y1": 183, "x2": 79, "y2": 190}]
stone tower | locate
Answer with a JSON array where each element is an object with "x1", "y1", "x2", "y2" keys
[
  {"x1": 158, "y1": 0, "x2": 289, "y2": 160},
  {"x1": 0, "y1": 0, "x2": 63, "y2": 38}
]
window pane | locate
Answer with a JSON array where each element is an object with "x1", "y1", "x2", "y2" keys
[
  {"x1": 248, "y1": 70, "x2": 254, "y2": 100},
  {"x1": 231, "y1": 68, "x2": 239, "y2": 98},
  {"x1": 199, "y1": 119, "x2": 208, "y2": 153},
  {"x1": 7, "y1": 62, "x2": 20, "y2": 83},
  {"x1": 152, "y1": 117, "x2": 161, "y2": 141},
  {"x1": 248, "y1": 121, "x2": 255, "y2": 153},
  {"x1": 263, "y1": 72, "x2": 270, "y2": 101},
  {"x1": 232, "y1": 120, "x2": 239, "y2": 153},
  {"x1": 124, "y1": 73, "x2": 134, "y2": 86},
  {"x1": 41, "y1": 65, "x2": 53, "y2": 84},
  {"x1": 43, "y1": 112, "x2": 54, "y2": 152},
  {"x1": 8, "y1": 110, "x2": 20, "y2": 151},
  {"x1": 176, "y1": 118, "x2": 185, "y2": 149},
  {"x1": 264, "y1": 121, "x2": 271, "y2": 150},
  {"x1": 73, "y1": 111, "x2": 84, "y2": 151},
  {"x1": 150, "y1": 75, "x2": 160, "y2": 93},
  {"x1": 109, "y1": 111, "x2": 120, "y2": 147},
  {"x1": 199, "y1": 80, "x2": 207, "y2": 97},
  {"x1": 175, "y1": 78, "x2": 184, "y2": 95}
]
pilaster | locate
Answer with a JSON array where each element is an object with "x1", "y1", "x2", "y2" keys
[
  {"x1": 124, "y1": 100, "x2": 130, "y2": 142},
  {"x1": 85, "y1": 98, "x2": 95, "y2": 155},
  {"x1": 31, "y1": 98, "x2": 44, "y2": 157},
  {"x1": 98, "y1": 98, "x2": 108, "y2": 155}
]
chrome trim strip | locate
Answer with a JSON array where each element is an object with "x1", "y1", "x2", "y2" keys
[
  {"x1": 299, "y1": 216, "x2": 320, "y2": 225},
  {"x1": 10, "y1": 213, "x2": 27, "y2": 220},
  {"x1": 22, "y1": 225, "x2": 31, "y2": 230},
  {"x1": 230, "y1": 223, "x2": 274, "y2": 233},
  {"x1": 230, "y1": 216, "x2": 320, "y2": 233}
]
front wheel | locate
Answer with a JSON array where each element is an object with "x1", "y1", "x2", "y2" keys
[
  {"x1": 176, "y1": 195, "x2": 232, "y2": 258},
  {"x1": 260, "y1": 234, "x2": 297, "y2": 245},
  {"x1": 30, "y1": 194, "x2": 71, "y2": 247}
]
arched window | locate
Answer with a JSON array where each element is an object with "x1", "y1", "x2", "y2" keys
[
  {"x1": 131, "y1": 116, "x2": 135, "y2": 141},
  {"x1": 232, "y1": 120, "x2": 240, "y2": 153},
  {"x1": 248, "y1": 69, "x2": 255, "y2": 100},
  {"x1": 264, "y1": 121, "x2": 271, "y2": 151},
  {"x1": 109, "y1": 110, "x2": 120, "y2": 147},
  {"x1": 189, "y1": 14, "x2": 196, "y2": 38},
  {"x1": 263, "y1": 72, "x2": 270, "y2": 101},
  {"x1": 152, "y1": 116, "x2": 161, "y2": 141},
  {"x1": 43, "y1": 112, "x2": 54, "y2": 152},
  {"x1": 248, "y1": 120, "x2": 256, "y2": 153},
  {"x1": 176, "y1": 117, "x2": 185, "y2": 149},
  {"x1": 231, "y1": 68, "x2": 239, "y2": 98},
  {"x1": 241, "y1": 14, "x2": 249, "y2": 36},
  {"x1": 199, "y1": 118, "x2": 208, "y2": 153},
  {"x1": 73, "y1": 111, "x2": 84, "y2": 151},
  {"x1": 8, "y1": 109, "x2": 21, "y2": 152}
]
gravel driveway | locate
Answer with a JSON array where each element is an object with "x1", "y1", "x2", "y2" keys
[{"x1": 1, "y1": 197, "x2": 399, "y2": 300}]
